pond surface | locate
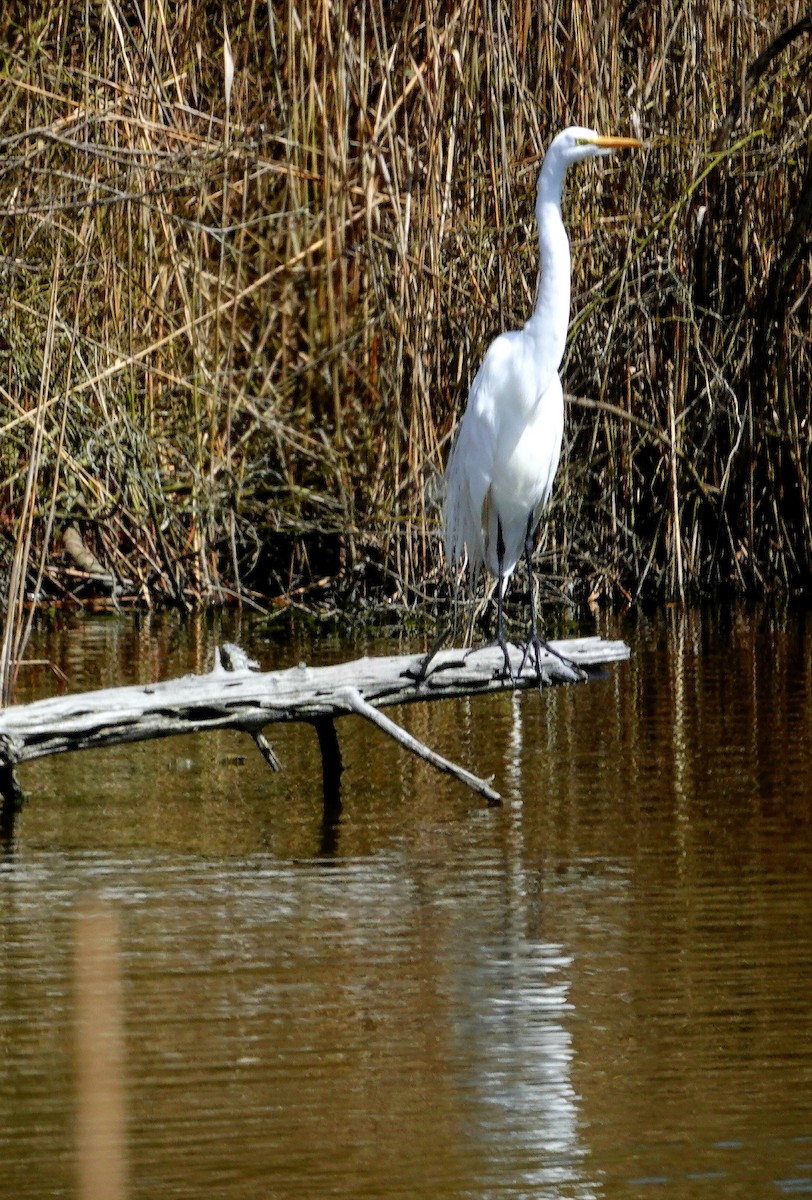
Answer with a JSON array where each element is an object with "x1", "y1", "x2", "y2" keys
[{"x1": 1, "y1": 605, "x2": 811, "y2": 1198}]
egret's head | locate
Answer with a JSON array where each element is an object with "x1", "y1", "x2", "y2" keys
[
  {"x1": 548, "y1": 125, "x2": 642, "y2": 166},
  {"x1": 536, "y1": 126, "x2": 642, "y2": 203},
  {"x1": 542, "y1": 126, "x2": 642, "y2": 175}
]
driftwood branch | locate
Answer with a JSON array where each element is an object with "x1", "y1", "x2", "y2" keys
[
  {"x1": 338, "y1": 684, "x2": 501, "y2": 803},
  {"x1": 0, "y1": 636, "x2": 629, "y2": 808}
]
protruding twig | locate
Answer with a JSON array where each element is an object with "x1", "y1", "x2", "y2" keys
[
  {"x1": 218, "y1": 643, "x2": 260, "y2": 673},
  {"x1": 251, "y1": 730, "x2": 282, "y2": 772},
  {"x1": 337, "y1": 684, "x2": 501, "y2": 803},
  {"x1": 221, "y1": 645, "x2": 282, "y2": 773}
]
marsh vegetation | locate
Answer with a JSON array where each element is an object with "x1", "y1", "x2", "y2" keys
[{"x1": 0, "y1": 2, "x2": 809, "y2": 657}]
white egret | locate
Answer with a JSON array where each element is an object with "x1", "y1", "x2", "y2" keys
[{"x1": 443, "y1": 125, "x2": 641, "y2": 676}]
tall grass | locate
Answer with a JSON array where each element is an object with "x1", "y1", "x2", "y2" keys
[{"x1": 0, "y1": 2, "x2": 809, "y2": 664}]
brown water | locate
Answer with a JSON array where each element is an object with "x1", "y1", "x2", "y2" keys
[{"x1": 1, "y1": 605, "x2": 811, "y2": 1198}]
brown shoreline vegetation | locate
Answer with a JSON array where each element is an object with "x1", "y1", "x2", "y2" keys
[{"x1": 0, "y1": 3, "x2": 809, "y2": 642}]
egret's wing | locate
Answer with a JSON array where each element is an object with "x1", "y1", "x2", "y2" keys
[
  {"x1": 443, "y1": 403, "x2": 492, "y2": 576},
  {"x1": 442, "y1": 334, "x2": 517, "y2": 577}
]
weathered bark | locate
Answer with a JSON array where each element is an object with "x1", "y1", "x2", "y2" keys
[{"x1": 0, "y1": 637, "x2": 629, "y2": 811}]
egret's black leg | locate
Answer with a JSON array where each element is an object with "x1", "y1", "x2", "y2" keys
[
  {"x1": 519, "y1": 512, "x2": 544, "y2": 680},
  {"x1": 462, "y1": 518, "x2": 514, "y2": 680},
  {"x1": 494, "y1": 517, "x2": 514, "y2": 679},
  {"x1": 519, "y1": 513, "x2": 583, "y2": 683}
]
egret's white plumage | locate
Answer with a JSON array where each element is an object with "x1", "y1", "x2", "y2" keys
[{"x1": 443, "y1": 125, "x2": 641, "y2": 668}]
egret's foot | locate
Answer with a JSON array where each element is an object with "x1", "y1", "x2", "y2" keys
[
  {"x1": 518, "y1": 628, "x2": 544, "y2": 681},
  {"x1": 409, "y1": 626, "x2": 452, "y2": 683},
  {"x1": 496, "y1": 630, "x2": 515, "y2": 681},
  {"x1": 519, "y1": 630, "x2": 584, "y2": 684},
  {"x1": 465, "y1": 634, "x2": 515, "y2": 682}
]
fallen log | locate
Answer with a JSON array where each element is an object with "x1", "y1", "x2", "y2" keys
[{"x1": 0, "y1": 636, "x2": 630, "y2": 814}]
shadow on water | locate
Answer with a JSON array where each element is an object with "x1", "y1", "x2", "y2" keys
[
  {"x1": 1, "y1": 790, "x2": 16, "y2": 846},
  {"x1": 312, "y1": 713, "x2": 344, "y2": 835},
  {"x1": 0, "y1": 602, "x2": 811, "y2": 1198}
]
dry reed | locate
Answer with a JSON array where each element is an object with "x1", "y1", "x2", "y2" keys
[{"x1": 0, "y1": 2, "x2": 809, "y2": 681}]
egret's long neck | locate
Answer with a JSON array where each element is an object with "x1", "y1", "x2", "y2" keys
[{"x1": 524, "y1": 157, "x2": 571, "y2": 374}]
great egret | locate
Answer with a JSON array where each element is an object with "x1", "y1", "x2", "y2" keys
[{"x1": 443, "y1": 126, "x2": 641, "y2": 676}]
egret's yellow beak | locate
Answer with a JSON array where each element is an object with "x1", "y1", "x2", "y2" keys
[{"x1": 589, "y1": 134, "x2": 643, "y2": 150}]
